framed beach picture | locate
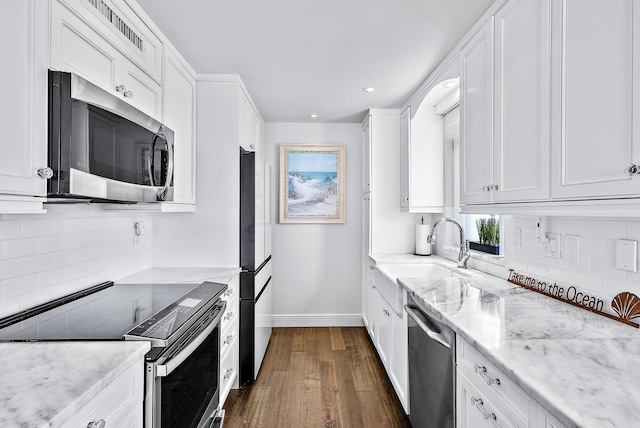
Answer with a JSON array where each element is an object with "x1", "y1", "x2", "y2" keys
[{"x1": 279, "y1": 144, "x2": 346, "y2": 224}]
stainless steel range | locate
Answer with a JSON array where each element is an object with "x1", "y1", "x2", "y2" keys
[{"x1": 0, "y1": 280, "x2": 227, "y2": 428}]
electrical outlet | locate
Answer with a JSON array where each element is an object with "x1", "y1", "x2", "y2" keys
[
  {"x1": 563, "y1": 235, "x2": 580, "y2": 262},
  {"x1": 541, "y1": 232, "x2": 560, "y2": 258},
  {"x1": 133, "y1": 221, "x2": 145, "y2": 246}
]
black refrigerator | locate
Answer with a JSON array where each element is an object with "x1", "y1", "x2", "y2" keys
[{"x1": 239, "y1": 148, "x2": 273, "y2": 385}]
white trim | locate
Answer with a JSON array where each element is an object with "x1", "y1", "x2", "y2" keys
[{"x1": 272, "y1": 314, "x2": 364, "y2": 328}]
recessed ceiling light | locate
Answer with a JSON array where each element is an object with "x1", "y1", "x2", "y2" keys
[
  {"x1": 363, "y1": 87, "x2": 377, "y2": 93},
  {"x1": 309, "y1": 113, "x2": 319, "y2": 118}
]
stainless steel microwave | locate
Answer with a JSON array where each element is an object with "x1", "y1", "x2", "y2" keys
[{"x1": 47, "y1": 70, "x2": 174, "y2": 203}]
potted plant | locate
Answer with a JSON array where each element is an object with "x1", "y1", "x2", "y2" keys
[{"x1": 470, "y1": 217, "x2": 500, "y2": 255}]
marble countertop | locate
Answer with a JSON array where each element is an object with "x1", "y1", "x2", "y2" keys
[
  {"x1": 0, "y1": 341, "x2": 150, "y2": 428},
  {"x1": 370, "y1": 254, "x2": 640, "y2": 428},
  {"x1": 117, "y1": 266, "x2": 241, "y2": 285}
]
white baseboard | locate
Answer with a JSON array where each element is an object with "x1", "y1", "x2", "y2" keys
[{"x1": 272, "y1": 313, "x2": 364, "y2": 327}]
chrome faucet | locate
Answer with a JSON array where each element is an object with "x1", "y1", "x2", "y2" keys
[{"x1": 426, "y1": 217, "x2": 471, "y2": 269}]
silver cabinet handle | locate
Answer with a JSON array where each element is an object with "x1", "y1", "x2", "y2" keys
[
  {"x1": 223, "y1": 311, "x2": 234, "y2": 321},
  {"x1": 223, "y1": 368, "x2": 233, "y2": 381},
  {"x1": 115, "y1": 84, "x2": 126, "y2": 93},
  {"x1": 404, "y1": 304, "x2": 451, "y2": 349},
  {"x1": 223, "y1": 334, "x2": 234, "y2": 345},
  {"x1": 491, "y1": 184, "x2": 499, "y2": 191},
  {"x1": 87, "y1": 419, "x2": 106, "y2": 428},
  {"x1": 369, "y1": 265, "x2": 376, "y2": 271},
  {"x1": 37, "y1": 167, "x2": 53, "y2": 179},
  {"x1": 625, "y1": 164, "x2": 639, "y2": 176},
  {"x1": 124, "y1": 90, "x2": 134, "y2": 99},
  {"x1": 471, "y1": 397, "x2": 497, "y2": 423},
  {"x1": 474, "y1": 364, "x2": 501, "y2": 386}
]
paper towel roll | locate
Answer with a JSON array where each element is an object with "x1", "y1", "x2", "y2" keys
[{"x1": 415, "y1": 224, "x2": 432, "y2": 255}]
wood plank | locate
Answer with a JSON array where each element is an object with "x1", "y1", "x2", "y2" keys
[{"x1": 222, "y1": 327, "x2": 411, "y2": 428}]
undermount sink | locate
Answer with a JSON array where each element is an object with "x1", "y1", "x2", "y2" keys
[{"x1": 376, "y1": 263, "x2": 459, "y2": 282}]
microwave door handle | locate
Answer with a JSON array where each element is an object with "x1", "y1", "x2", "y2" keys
[
  {"x1": 147, "y1": 134, "x2": 157, "y2": 187},
  {"x1": 157, "y1": 125, "x2": 174, "y2": 201},
  {"x1": 155, "y1": 301, "x2": 226, "y2": 377}
]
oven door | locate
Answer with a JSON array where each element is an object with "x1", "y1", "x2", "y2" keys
[{"x1": 146, "y1": 301, "x2": 226, "y2": 428}]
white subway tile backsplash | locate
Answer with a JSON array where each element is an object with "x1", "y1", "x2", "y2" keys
[
  {"x1": 0, "y1": 204, "x2": 153, "y2": 317},
  {"x1": 2, "y1": 238, "x2": 39, "y2": 260},
  {"x1": 21, "y1": 219, "x2": 54, "y2": 238},
  {"x1": 605, "y1": 221, "x2": 626, "y2": 240},
  {"x1": 501, "y1": 215, "x2": 640, "y2": 303},
  {"x1": 560, "y1": 218, "x2": 589, "y2": 236},
  {"x1": 0, "y1": 221, "x2": 22, "y2": 240},
  {"x1": 3, "y1": 274, "x2": 38, "y2": 300},
  {"x1": 0, "y1": 259, "x2": 21, "y2": 281}
]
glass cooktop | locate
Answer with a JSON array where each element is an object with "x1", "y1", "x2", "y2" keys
[{"x1": 0, "y1": 282, "x2": 201, "y2": 341}]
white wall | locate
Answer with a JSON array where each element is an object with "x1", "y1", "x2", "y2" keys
[
  {"x1": 264, "y1": 122, "x2": 362, "y2": 326},
  {"x1": 0, "y1": 204, "x2": 153, "y2": 318},
  {"x1": 152, "y1": 81, "x2": 240, "y2": 268}
]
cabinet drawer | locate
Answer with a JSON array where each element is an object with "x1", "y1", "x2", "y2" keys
[
  {"x1": 221, "y1": 297, "x2": 238, "y2": 334},
  {"x1": 457, "y1": 369, "x2": 517, "y2": 428},
  {"x1": 219, "y1": 333, "x2": 238, "y2": 405},
  {"x1": 457, "y1": 337, "x2": 532, "y2": 426},
  {"x1": 61, "y1": 360, "x2": 143, "y2": 428}
]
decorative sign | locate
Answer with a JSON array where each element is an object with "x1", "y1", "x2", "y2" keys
[{"x1": 507, "y1": 269, "x2": 640, "y2": 328}]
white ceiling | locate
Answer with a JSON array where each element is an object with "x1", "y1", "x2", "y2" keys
[{"x1": 136, "y1": 0, "x2": 494, "y2": 123}]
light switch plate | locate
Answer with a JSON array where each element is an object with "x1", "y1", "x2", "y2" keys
[
  {"x1": 541, "y1": 232, "x2": 560, "y2": 258},
  {"x1": 616, "y1": 240, "x2": 638, "y2": 272}
]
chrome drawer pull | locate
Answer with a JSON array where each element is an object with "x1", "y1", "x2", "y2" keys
[
  {"x1": 471, "y1": 397, "x2": 498, "y2": 424},
  {"x1": 223, "y1": 368, "x2": 233, "y2": 381},
  {"x1": 87, "y1": 419, "x2": 106, "y2": 428},
  {"x1": 223, "y1": 311, "x2": 234, "y2": 321},
  {"x1": 474, "y1": 364, "x2": 500, "y2": 386},
  {"x1": 223, "y1": 334, "x2": 234, "y2": 345}
]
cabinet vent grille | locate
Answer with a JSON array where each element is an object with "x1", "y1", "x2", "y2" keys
[{"x1": 86, "y1": 0, "x2": 144, "y2": 51}]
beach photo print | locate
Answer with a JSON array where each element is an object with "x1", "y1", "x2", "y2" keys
[{"x1": 279, "y1": 144, "x2": 345, "y2": 224}]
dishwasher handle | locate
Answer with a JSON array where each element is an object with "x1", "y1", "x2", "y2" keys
[{"x1": 404, "y1": 304, "x2": 452, "y2": 349}]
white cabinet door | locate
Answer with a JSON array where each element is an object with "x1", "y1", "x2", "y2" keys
[
  {"x1": 51, "y1": 0, "x2": 162, "y2": 119},
  {"x1": 493, "y1": 0, "x2": 550, "y2": 203},
  {"x1": 374, "y1": 292, "x2": 391, "y2": 367},
  {"x1": 362, "y1": 118, "x2": 371, "y2": 194},
  {"x1": 0, "y1": 0, "x2": 48, "y2": 202},
  {"x1": 460, "y1": 19, "x2": 494, "y2": 204},
  {"x1": 389, "y1": 308, "x2": 409, "y2": 413},
  {"x1": 400, "y1": 107, "x2": 410, "y2": 210},
  {"x1": 551, "y1": 0, "x2": 640, "y2": 199},
  {"x1": 163, "y1": 49, "x2": 196, "y2": 205},
  {"x1": 238, "y1": 94, "x2": 260, "y2": 153}
]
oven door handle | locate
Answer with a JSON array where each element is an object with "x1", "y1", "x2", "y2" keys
[{"x1": 156, "y1": 301, "x2": 226, "y2": 377}]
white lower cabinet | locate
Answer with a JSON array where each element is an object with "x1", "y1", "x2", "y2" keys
[
  {"x1": 219, "y1": 275, "x2": 240, "y2": 405},
  {"x1": 363, "y1": 257, "x2": 376, "y2": 339},
  {"x1": 456, "y1": 337, "x2": 567, "y2": 428},
  {"x1": 61, "y1": 358, "x2": 144, "y2": 428},
  {"x1": 364, "y1": 264, "x2": 409, "y2": 413}
]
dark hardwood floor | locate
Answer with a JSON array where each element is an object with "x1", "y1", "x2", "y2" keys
[{"x1": 222, "y1": 327, "x2": 412, "y2": 428}]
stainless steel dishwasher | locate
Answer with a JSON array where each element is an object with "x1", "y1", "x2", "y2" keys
[{"x1": 405, "y1": 294, "x2": 456, "y2": 428}]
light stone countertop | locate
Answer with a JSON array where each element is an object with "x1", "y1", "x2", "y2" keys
[
  {"x1": 117, "y1": 266, "x2": 241, "y2": 285},
  {"x1": 0, "y1": 267, "x2": 240, "y2": 427},
  {"x1": 370, "y1": 254, "x2": 640, "y2": 428},
  {"x1": 0, "y1": 341, "x2": 150, "y2": 428}
]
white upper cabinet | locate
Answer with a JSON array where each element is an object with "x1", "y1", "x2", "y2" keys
[
  {"x1": 493, "y1": 0, "x2": 550, "y2": 203},
  {"x1": 0, "y1": 0, "x2": 49, "y2": 210},
  {"x1": 460, "y1": 19, "x2": 494, "y2": 204},
  {"x1": 50, "y1": 0, "x2": 162, "y2": 119},
  {"x1": 551, "y1": 0, "x2": 640, "y2": 199},
  {"x1": 163, "y1": 47, "x2": 196, "y2": 206},
  {"x1": 461, "y1": 0, "x2": 551, "y2": 206}
]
